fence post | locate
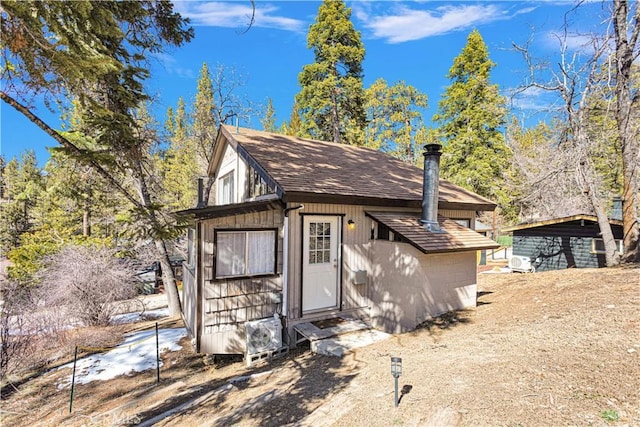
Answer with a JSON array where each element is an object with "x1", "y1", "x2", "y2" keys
[
  {"x1": 156, "y1": 322, "x2": 160, "y2": 383},
  {"x1": 69, "y1": 346, "x2": 78, "y2": 413}
]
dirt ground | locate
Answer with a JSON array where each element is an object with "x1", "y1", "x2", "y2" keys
[{"x1": 1, "y1": 265, "x2": 638, "y2": 427}]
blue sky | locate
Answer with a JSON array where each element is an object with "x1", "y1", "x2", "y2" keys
[{"x1": 1, "y1": 0, "x2": 608, "y2": 166}]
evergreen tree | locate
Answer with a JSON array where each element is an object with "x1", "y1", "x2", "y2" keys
[
  {"x1": 0, "y1": 155, "x2": 5, "y2": 200},
  {"x1": 0, "y1": 151, "x2": 44, "y2": 254},
  {"x1": 281, "y1": 102, "x2": 304, "y2": 136},
  {"x1": 261, "y1": 97, "x2": 277, "y2": 132},
  {"x1": 365, "y1": 78, "x2": 428, "y2": 164},
  {"x1": 163, "y1": 97, "x2": 199, "y2": 210},
  {"x1": 433, "y1": 29, "x2": 510, "y2": 207},
  {"x1": 296, "y1": 0, "x2": 366, "y2": 144},
  {"x1": 1, "y1": 1, "x2": 193, "y2": 314}
]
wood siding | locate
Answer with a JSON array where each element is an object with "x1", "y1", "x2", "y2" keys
[
  {"x1": 512, "y1": 220, "x2": 624, "y2": 272},
  {"x1": 182, "y1": 264, "x2": 196, "y2": 338},
  {"x1": 286, "y1": 203, "x2": 370, "y2": 321},
  {"x1": 198, "y1": 208, "x2": 284, "y2": 354}
]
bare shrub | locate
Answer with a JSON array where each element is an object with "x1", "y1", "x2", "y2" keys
[
  {"x1": 0, "y1": 280, "x2": 48, "y2": 382},
  {"x1": 39, "y1": 245, "x2": 138, "y2": 327}
]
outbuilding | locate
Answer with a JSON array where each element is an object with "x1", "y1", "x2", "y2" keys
[{"x1": 502, "y1": 215, "x2": 624, "y2": 272}]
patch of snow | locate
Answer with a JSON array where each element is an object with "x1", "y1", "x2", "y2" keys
[
  {"x1": 110, "y1": 307, "x2": 170, "y2": 325},
  {"x1": 57, "y1": 327, "x2": 187, "y2": 389}
]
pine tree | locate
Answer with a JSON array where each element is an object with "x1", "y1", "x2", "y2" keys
[
  {"x1": 296, "y1": 0, "x2": 366, "y2": 144},
  {"x1": 0, "y1": 151, "x2": 44, "y2": 254},
  {"x1": 163, "y1": 97, "x2": 199, "y2": 210},
  {"x1": 281, "y1": 101, "x2": 304, "y2": 136},
  {"x1": 433, "y1": 29, "x2": 510, "y2": 206},
  {"x1": 1, "y1": 1, "x2": 193, "y2": 313},
  {"x1": 365, "y1": 78, "x2": 428, "y2": 164},
  {"x1": 261, "y1": 97, "x2": 277, "y2": 132}
]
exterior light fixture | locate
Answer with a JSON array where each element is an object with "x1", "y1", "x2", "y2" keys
[
  {"x1": 391, "y1": 356, "x2": 402, "y2": 407},
  {"x1": 347, "y1": 219, "x2": 355, "y2": 230}
]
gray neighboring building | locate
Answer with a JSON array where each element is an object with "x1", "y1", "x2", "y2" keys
[{"x1": 502, "y1": 215, "x2": 624, "y2": 272}]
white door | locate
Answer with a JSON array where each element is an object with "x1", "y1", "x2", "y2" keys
[{"x1": 302, "y1": 216, "x2": 340, "y2": 313}]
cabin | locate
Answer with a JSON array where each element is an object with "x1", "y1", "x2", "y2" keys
[
  {"x1": 177, "y1": 125, "x2": 499, "y2": 356},
  {"x1": 502, "y1": 215, "x2": 624, "y2": 272}
]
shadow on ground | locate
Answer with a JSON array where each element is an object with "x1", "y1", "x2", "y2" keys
[{"x1": 133, "y1": 343, "x2": 357, "y2": 426}]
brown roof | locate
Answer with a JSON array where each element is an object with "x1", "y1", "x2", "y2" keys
[
  {"x1": 219, "y1": 125, "x2": 496, "y2": 211},
  {"x1": 501, "y1": 214, "x2": 624, "y2": 233},
  {"x1": 366, "y1": 211, "x2": 500, "y2": 254}
]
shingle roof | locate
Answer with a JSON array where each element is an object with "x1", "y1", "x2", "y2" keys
[
  {"x1": 220, "y1": 125, "x2": 496, "y2": 211},
  {"x1": 366, "y1": 211, "x2": 500, "y2": 254}
]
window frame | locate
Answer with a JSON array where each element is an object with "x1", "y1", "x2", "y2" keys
[
  {"x1": 453, "y1": 218, "x2": 471, "y2": 228},
  {"x1": 214, "y1": 228, "x2": 278, "y2": 280},
  {"x1": 218, "y1": 171, "x2": 235, "y2": 205},
  {"x1": 591, "y1": 238, "x2": 624, "y2": 254},
  {"x1": 186, "y1": 228, "x2": 196, "y2": 268}
]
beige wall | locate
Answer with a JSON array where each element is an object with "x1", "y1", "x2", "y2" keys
[
  {"x1": 368, "y1": 240, "x2": 477, "y2": 334},
  {"x1": 285, "y1": 203, "x2": 478, "y2": 325}
]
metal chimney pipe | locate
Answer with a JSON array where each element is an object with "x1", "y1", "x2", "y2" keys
[
  {"x1": 196, "y1": 178, "x2": 204, "y2": 208},
  {"x1": 420, "y1": 144, "x2": 443, "y2": 232}
]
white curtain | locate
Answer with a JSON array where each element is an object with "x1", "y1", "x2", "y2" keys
[
  {"x1": 216, "y1": 230, "x2": 275, "y2": 277},
  {"x1": 217, "y1": 232, "x2": 246, "y2": 277},
  {"x1": 247, "y1": 230, "x2": 275, "y2": 275}
]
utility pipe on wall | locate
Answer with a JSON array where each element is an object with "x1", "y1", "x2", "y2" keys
[{"x1": 282, "y1": 204, "x2": 304, "y2": 321}]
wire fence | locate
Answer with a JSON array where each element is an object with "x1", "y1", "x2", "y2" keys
[{"x1": 69, "y1": 322, "x2": 161, "y2": 413}]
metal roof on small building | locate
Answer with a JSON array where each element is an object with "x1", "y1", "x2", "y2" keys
[
  {"x1": 366, "y1": 211, "x2": 500, "y2": 254},
  {"x1": 501, "y1": 215, "x2": 623, "y2": 233},
  {"x1": 176, "y1": 196, "x2": 283, "y2": 220}
]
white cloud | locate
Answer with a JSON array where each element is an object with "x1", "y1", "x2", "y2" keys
[
  {"x1": 357, "y1": 4, "x2": 512, "y2": 43},
  {"x1": 508, "y1": 86, "x2": 557, "y2": 112},
  {"x1": 544, "y1": 30, "x2": 608, "y2": 52},
  {"x1": 150, "y1": 52, "x2": 195, "y2": 79},
  {"x1": 175, "y1": 1, "x2": 305, "y2": 32}
]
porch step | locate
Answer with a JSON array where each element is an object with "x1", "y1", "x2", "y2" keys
[
  {"x1": 293, "y1": 316, "x2": 371, "y2": 343},
  {"x1": 293, "y1": 316, "x2": 390, "y2": 357},
  {"x1": 310, "y1": 328, "x2": 391, "y2": 357}
]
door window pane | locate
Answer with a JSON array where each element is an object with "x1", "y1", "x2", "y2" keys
[{"x1": 309, "y1": 221, "x2": 332, "y2": 264}]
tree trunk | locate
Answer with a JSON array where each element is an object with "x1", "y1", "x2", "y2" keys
[
  {"x1": 155, "y1": 238, "x2": 182, "y2": 314},
  {"x1": 82, "y1": 195, "x2": 91, "y2": 237},
  {"x1": 201, "y1": 176, "x2": 215, "y2": 207},
  {"x1": 620, "y1": 156, "x2": 639, "y2": 262},
  {"x1": 579, "y1": 159, "x2": 620, "y2": 266},
  {"x1": 133, "y1": 160, "x2": 183, "y2": 316},
  {"x1": 82, "y1": 209, "x2": 91, "y2": 237},
  {"x1": 331, "y1": 84, "x2": 342, "y2": 144},
  {"x1": 613, "y1": 0, "x2": 640, "y2": 262}
]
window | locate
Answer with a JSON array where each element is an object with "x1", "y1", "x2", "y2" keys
[
  {"x1": 453, "y1": 219, "x2": 471, "y2": 228},
  {"x1": 219, "y1": 172, "x2": 234, "y2": 204},
  {"x1": 187, "y1": 228, "x2": 196, "y2": 267},
  {"x1": 215, "y1": 229, "x2": 276, "y2": 278},
  {"x1": 591, "y1": 238, "x2": 623, "y2": 254},
  {"x1": 308, "y1": 222, "x2": 331, "y2": 264}
]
